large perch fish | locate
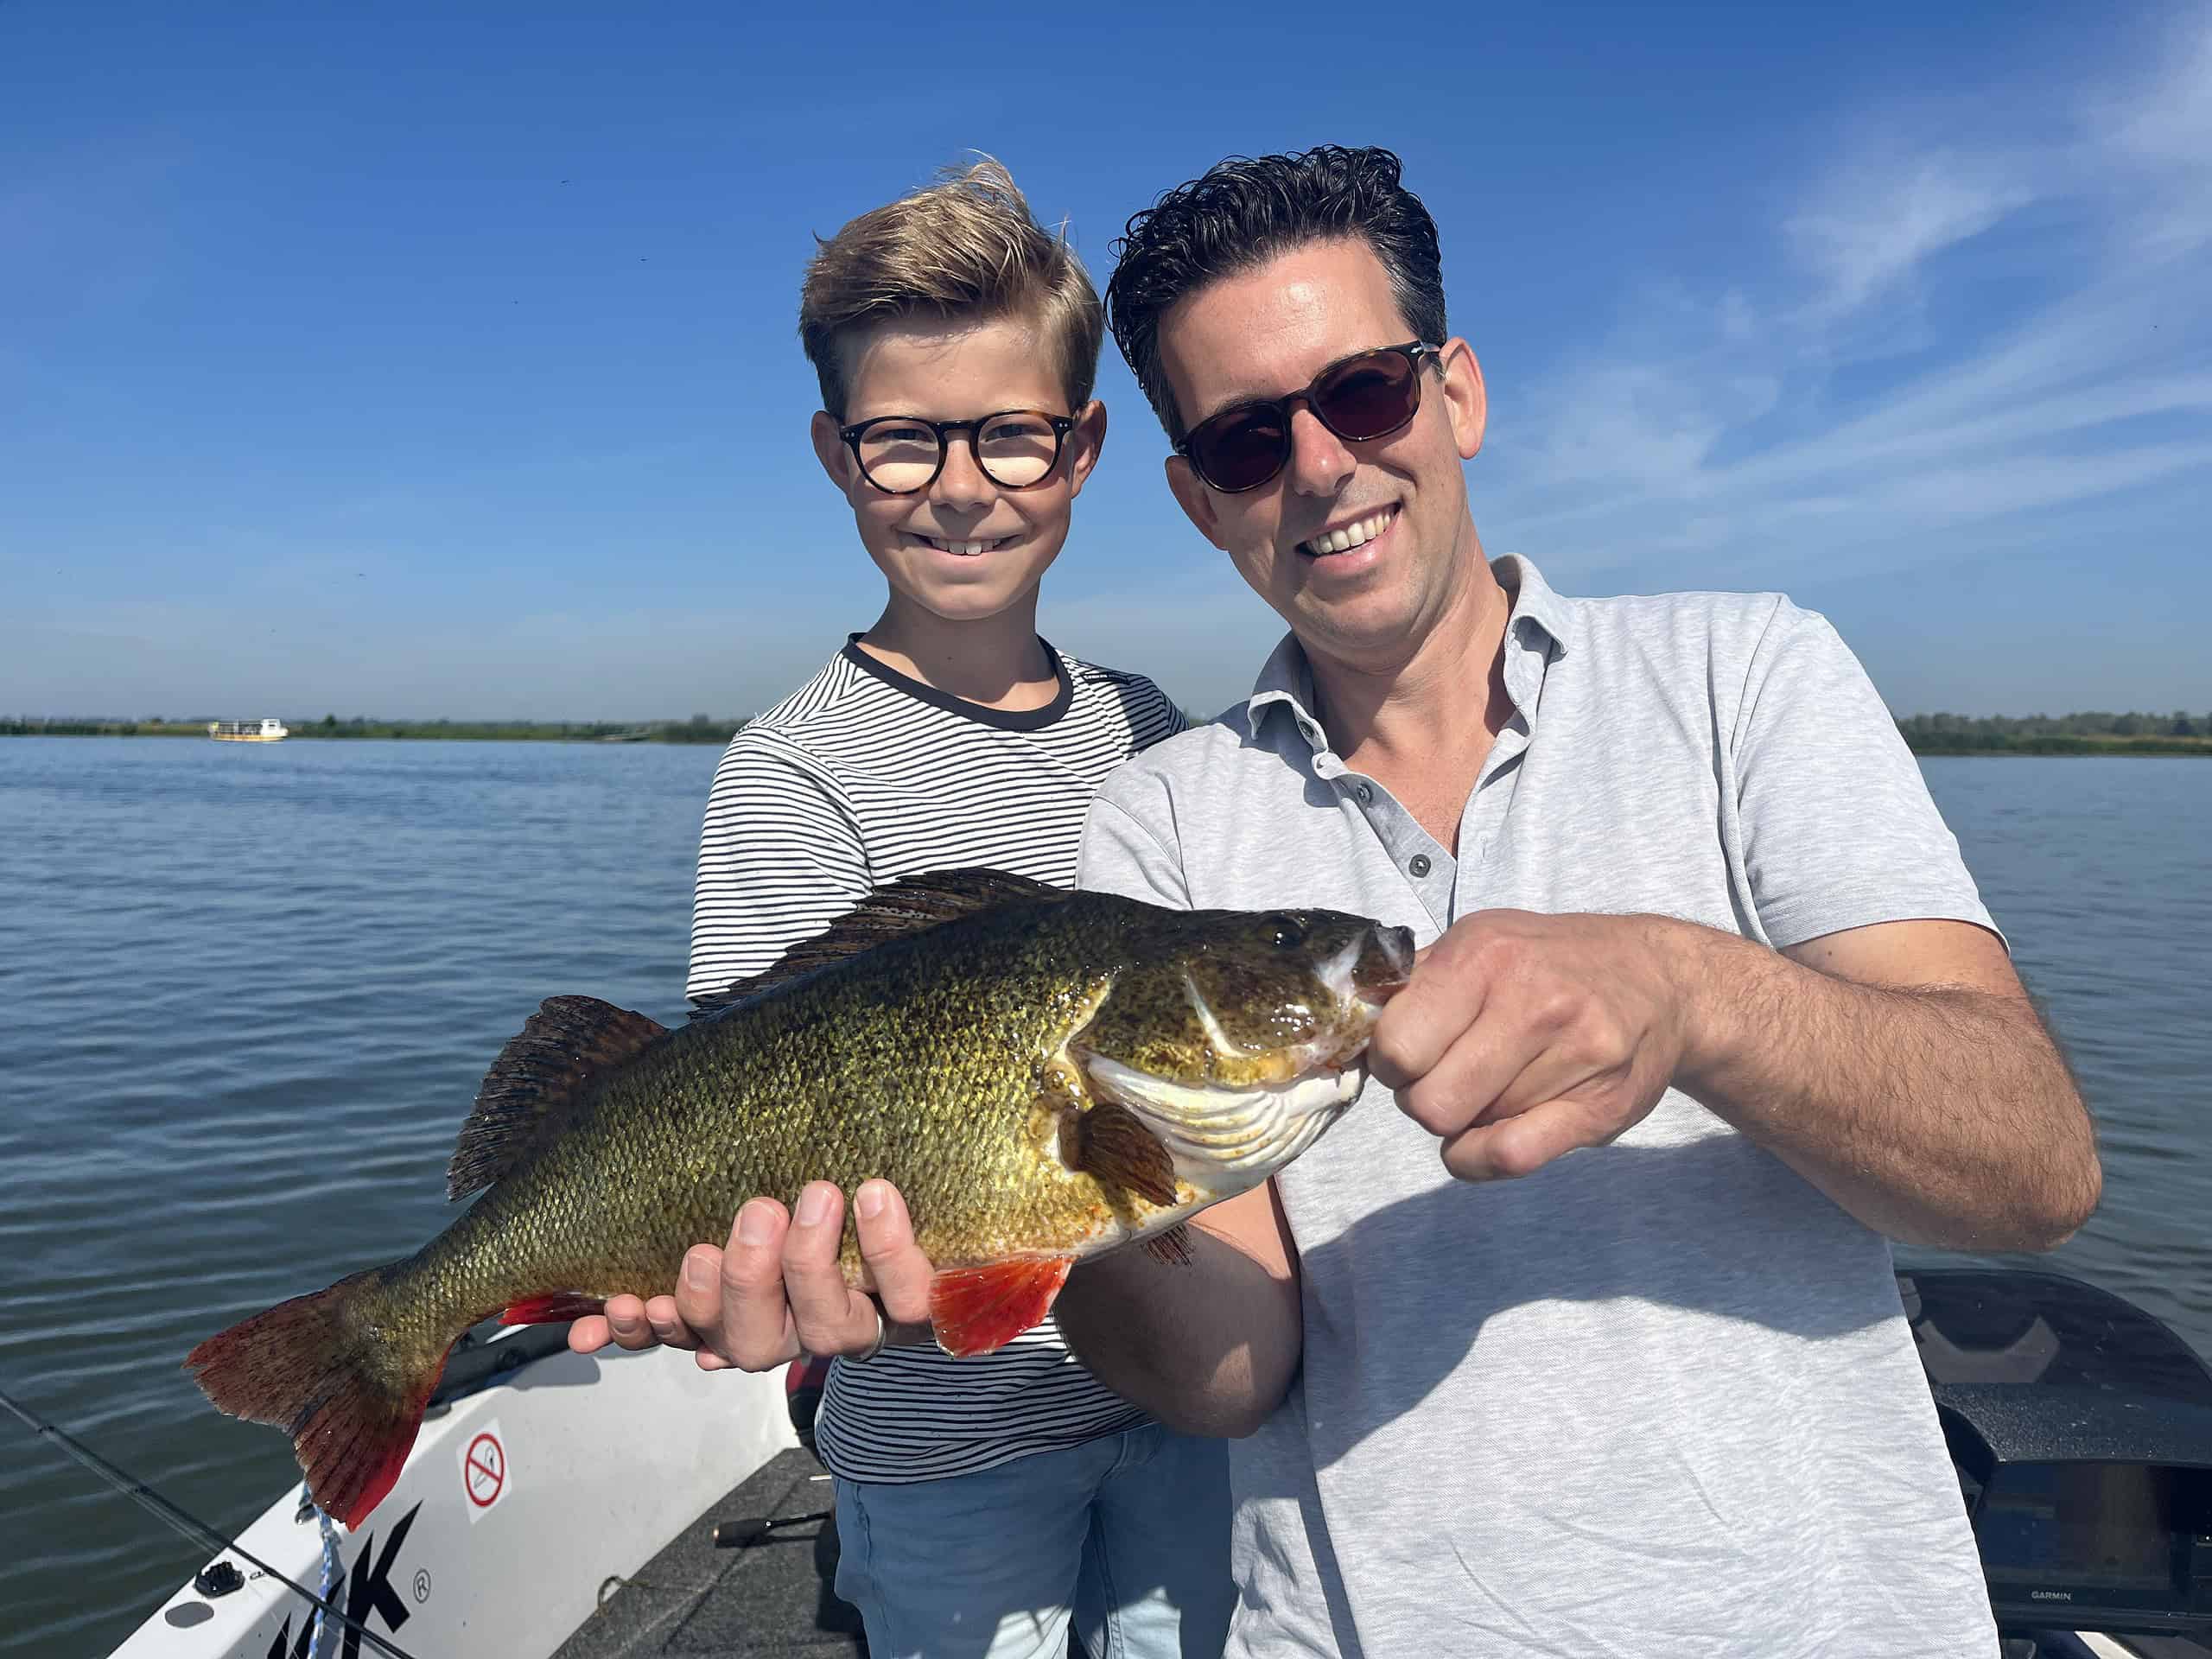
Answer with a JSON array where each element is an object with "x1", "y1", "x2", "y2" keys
[{"x1": 188, "y1": 869, "x2": 1412, "y2": 1527}]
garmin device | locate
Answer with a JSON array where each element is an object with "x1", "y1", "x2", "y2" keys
[{"x1": 1903, "y1": 1268, "x2": 2212, "y2": 1640}]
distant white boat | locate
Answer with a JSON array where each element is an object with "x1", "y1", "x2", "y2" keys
[{"x1": 207, "y1": 720, "x2": 289, "y2": 743}]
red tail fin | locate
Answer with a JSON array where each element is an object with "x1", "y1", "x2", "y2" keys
[{"x1": 185, "y1": 1268, "x2": 451, "y2": 1529}]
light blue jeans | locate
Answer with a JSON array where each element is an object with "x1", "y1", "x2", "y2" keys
[{"x1": 831, "y1": 1424, "x2": 1233, "y2": 1659}]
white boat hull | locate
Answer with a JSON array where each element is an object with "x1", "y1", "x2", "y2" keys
[{"x1": 111, "y1": 1341, "x2": 794, "y2": 1658}]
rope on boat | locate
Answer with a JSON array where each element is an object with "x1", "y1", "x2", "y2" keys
[{"x1": 305, "y1": 1480, "x2": 344, "y2": 1659}]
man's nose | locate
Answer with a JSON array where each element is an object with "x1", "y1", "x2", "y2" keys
[{"x1": 1285, "y1": 404, "x2": 1356, "y2": 498}]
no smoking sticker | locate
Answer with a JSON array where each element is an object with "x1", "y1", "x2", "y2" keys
[{"x1": 460, "y1": 1422, "x2": 511, "y2": 1520}]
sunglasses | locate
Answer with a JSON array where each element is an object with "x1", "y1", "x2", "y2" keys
[{"x1": 1175, "y1": 342, "x2": 1440, "y2": 493}]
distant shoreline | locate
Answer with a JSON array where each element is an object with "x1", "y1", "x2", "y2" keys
[
  {"x1": 5, "y1": 720, "x2": 2208, "y2": 757},
  {"x1": 0, "y1": 719, "x2": 742, "y2": 745}
]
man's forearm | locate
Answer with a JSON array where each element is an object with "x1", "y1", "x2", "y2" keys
[
  {"x1": 1054, "y1": 1201, "x2": 1302, "y2": 1438},
  {"x1": 1674, "y1": 924, "x2": 2100, "y2": 1249}
]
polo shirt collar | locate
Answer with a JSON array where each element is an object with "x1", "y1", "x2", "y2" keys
[{"x1": 1242, "y1": 553, "x2": 1575, "y2": 752}]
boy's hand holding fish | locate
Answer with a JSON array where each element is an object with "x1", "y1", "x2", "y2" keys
[{"x1": 576, "y1": 1178, "x2": 937, "y2": 1369}]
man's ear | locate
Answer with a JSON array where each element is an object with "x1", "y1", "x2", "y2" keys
[
  {"x1": 1437, "y1": 339, "x2": 1486, "y2": 461},
  {"x1": 1065, "y1": 400, "x2": 1109, "y2": 499},
  {"x1": 810, "y1": 411, "x2": 857, "y2": 493},
  {"x1": 1165, "y1": 454, "x2": 1227, "y2": 550}
]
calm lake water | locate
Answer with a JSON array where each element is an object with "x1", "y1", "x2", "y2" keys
[{"x1": 1, "y1": 740, "x2": 2207, "y2": 1656}]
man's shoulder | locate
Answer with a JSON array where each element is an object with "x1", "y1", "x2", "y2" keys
[
  {"x1": 1094, "y1": 710, "x2": 1255, "y2": 808},
  {"x1": 1563, "y1": 582, "x2": 1802, "y2": 657}
]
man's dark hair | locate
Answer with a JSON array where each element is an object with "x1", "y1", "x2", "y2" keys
[{"x1": 1106, "y1": 145, "x2": 1447, "y2": 441}]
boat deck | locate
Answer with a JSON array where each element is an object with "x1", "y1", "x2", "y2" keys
[{"x1": 553, "y1": 1445, "x2": 865, "y2": 1658}]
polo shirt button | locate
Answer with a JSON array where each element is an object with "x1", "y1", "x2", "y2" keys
[
  {"x1": 1409, "y1": 854, "x2": 1432, "y2": 877},
  {"x1": 1356, "y1": 784, "x2": 1374, "y2": 804}
]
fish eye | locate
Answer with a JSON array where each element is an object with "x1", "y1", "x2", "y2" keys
[{"x1": 1265, "y1": 913, "x2": 1306, "y2": 950}]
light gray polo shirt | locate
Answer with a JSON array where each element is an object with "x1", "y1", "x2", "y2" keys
[{"x1": 1077, "y1": 556, "x2": 2000, "y2": 1658}]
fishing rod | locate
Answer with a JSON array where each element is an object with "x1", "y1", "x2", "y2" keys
[{"x1": 0, "y1": 1382, "x2": 422, "y2": 1659}]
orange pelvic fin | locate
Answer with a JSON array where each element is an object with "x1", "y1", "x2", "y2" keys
[{"x1": 928, "y1": 1259, "x2": 1074, "y2": 1357}]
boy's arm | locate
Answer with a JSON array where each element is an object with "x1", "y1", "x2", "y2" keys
[{"x1": 1052, "y1": 1182, "x2": 1300, "y2": 1436}]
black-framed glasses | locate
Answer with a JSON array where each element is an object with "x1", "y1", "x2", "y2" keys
[
  {"x1": 838, "y1": 409, "x2": 1079, "y2": 495},
  {"x1": 1176, "y1": 342, "x2": 1440, "y2": 493}
]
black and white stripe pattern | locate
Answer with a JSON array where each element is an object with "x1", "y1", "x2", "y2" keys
[{"x1": 687, "y1": 637, "x2": 1183, "y2": 1483}]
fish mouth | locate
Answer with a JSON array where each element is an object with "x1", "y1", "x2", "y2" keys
[
  {"x1": 1080, "y1": 1055, "x2": 1365, "y2": 1192},
  {"x1": 1312, "y1": 920, "x2": 1414, "y2": 1031}
]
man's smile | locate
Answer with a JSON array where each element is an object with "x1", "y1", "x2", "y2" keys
[{"x1": 1297, "y1": 504, "x2": 1400, "y2": 558}]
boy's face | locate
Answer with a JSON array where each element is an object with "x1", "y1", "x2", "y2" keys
[{"x1": 810, "y1": 315, "x2": 1104, "y2": 629}]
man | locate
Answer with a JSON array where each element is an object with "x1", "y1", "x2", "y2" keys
[{"x1": 583, "y1": 147, "x2": 2099, "y2": 1657}]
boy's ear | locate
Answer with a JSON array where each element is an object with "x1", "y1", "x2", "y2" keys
[
  {"x1": 810, "y1": 411, "x2": 858, "y2": 493},
  {"x1": 1065, "y1": 400, "x2": 1109, "y2": 499},
  {"x1": 1165, "y1": 454, "x2": 1226, "y2": 550}
]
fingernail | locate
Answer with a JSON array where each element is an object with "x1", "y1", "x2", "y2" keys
[
  {"x1": 737, "y1": 1199, "x2": 777, "y2": 1246},
  {"x1": 795, "y1": 1184, "x2": 833, "y2": 1227},
  {"x1": 855, "y1": 1181, "x2": 885, "y2": 1221},
  {"x1": 685, "y1": 1251, "x2": 715, "y2": 1289}
]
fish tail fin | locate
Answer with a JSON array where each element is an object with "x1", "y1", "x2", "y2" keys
[{"x1": 185, "y1": 1266, "x2": 454, "y2": 1529}]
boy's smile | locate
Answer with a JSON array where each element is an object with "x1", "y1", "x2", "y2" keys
[{"x1": 811, "y1": 316, "x2": 1105, "y2": 631}]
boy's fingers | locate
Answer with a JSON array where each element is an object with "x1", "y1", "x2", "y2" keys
[
  {"x1": 714, "y1": 1199, "x2": 802, "y2": 1369},
  {"x1": 853, "y1": 1180, "x2": 937, "y2": 1330},
  {"x1": 671, "y1": 1243, "x2": 731, "y2": 1334},
  {"x1": 781, "y1": 1182, "x2": 881, "y2": 1356},
  {"x1": 602, "y1": 1294, "x2": 658, "y2": 1351},
  {"x1": 643, "y1": 1293, "x2": 702, "y2": 1351},
  {"x1": 567, "y1": 1313, "x2": 613, "y2": 1354}
]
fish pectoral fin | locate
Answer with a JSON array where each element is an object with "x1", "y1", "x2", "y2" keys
[
  {"x1": 928, "y1": 1259, "x2": 1074, "y2": 1357},
  {"x1": 448, "y1": 996, "x2": 669, "y2": 1200},
  {"x1": 1065, "y1": 1101, "x2": 1179, "y2": 1207},
  {"x1": 499, "y1": 1292, "x2": 608, "y2": 1326}
]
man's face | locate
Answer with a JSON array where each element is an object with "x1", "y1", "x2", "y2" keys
[
  {"x1": 1155, "y1": 238, "x2": 1486, "y2": 665},
  {"x1": 810, "y1": 315, "x2": 1104, "y2": 628}
]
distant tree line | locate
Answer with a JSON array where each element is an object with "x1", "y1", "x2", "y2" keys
[{"x1": 1897, "y1": 711, "x2": 2210, "y2": 755}]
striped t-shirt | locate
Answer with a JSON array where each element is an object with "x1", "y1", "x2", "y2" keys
[{"x1": 686, "y1": 636, "x2": 1184, "y2": 1483}]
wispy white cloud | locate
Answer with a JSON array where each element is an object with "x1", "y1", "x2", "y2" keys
[{"x1": 1490, "y1": 14, "x2": 2212, "y2": 602}]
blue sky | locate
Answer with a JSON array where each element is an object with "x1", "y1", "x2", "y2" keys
[{"x1": 3, "y1": 2, "x2": 2207, "y2": 721}]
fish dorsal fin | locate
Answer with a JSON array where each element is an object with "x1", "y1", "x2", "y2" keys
[
  {"x1": 691, "y1": 867, "x2": 1069, "y2": 1014},
  {"x1": 447, "y1": 995, "x2": 668, "y2": 1199}
]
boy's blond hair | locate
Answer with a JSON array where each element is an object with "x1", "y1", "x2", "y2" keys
[{"x1": 799, "y1": 159, "x2": 1103, "y2": 420}]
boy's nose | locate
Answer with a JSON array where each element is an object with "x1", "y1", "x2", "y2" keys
[{"x1": 930, "y1": 435, "x2": 996, "y2": 509}]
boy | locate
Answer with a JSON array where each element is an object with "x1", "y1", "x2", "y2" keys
[{"x1": 575, "y1": 162, "x2": 1232, "y2": 1659}]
